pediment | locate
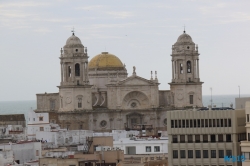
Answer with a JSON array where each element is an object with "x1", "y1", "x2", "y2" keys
[{"x1": 118, "y1": 76, "x2": 155, "y2": 86}]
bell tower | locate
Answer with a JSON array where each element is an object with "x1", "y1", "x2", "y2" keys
[
  {"x1": 60, "y1": 32, "x2": 89, "y2": 86},
  {"x1": 58, "y1": 32, "x2": 93, "y2": 111},
  {"x1": 169, "y1": 31, "x2": 203, "y2": 108}
]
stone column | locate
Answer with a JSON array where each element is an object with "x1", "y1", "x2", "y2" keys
[
  {"x1": 80, "y1": 62, "x2": 83, "y2": 83},
  {"x1": 86, "y1": 62, "x2": 89, "y2": 83},
  {"x1": 197, "y1": 59, "x2": 200, "y2": 78},
  {"x1": 193, "y1": 59, "x2": 196, "y2": 79},
  {"x1": 83, "y1": 62, "x2": 86, "y2": 82},
  {"x1": 60, "y1": 63, "x2": 63, "y2": 82},
  {"x1": 172, "y1": 60, "x2": 174, "y2": 79},
  {"x1": 64, "y1": 63, "x2": 67, "y2": 82},
  {"x1": 72, "y1": 63, "x2": 75, "y2": 82},
  {"x1": 175, "y1": 60, "x2": 178, "y2": 79}
]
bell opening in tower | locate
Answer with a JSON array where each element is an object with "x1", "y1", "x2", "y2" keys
[
  {"x1": 187, "y1": 61, "x2": 191, "y2": 73},
  {"x1": 75, "y1": 63, "x2": 80, "y2": 76}
]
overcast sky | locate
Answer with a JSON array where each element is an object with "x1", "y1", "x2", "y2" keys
[{"x1": 0, "y1": 0, "x2": 250, "y2": 101}]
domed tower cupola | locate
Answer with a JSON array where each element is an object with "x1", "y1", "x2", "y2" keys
[
  {"x1": 169, "y1": 31, "x2": 203, "y2": 108},
  {"x1": 62, "y1": 32, "x2": 86, "y2": 57},
  {"x1": 59, "y1": 32, "x2": 90, "y2": 86}
]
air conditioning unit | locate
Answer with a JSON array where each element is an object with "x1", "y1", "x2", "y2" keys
[{"x1": 107, "y1": 148, "x2": 111, "y2": 151}]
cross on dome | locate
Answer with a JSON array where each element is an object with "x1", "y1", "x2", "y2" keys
[{"x1": 71, "y1": 27, "x2": 75, "y2": 35}]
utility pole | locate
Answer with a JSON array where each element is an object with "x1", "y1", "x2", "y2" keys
[
  {"x1": 210, "y1": 87, "x2": 213, "y2": 107},
  {"x1": 238, "y1": 86, "x2": 240, "y2": 98}
]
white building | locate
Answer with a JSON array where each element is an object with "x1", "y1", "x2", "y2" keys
[
  {"x1": 0, "y1": 150, "x2": 14, "y2": 166},
  {"x1": 0, "y1": 141, "x2": 41, "y2": 165},
  {"x1": 93, "y1": 130, "x2": 140, "y2": 141},
  {"x1": 36, "y1": 130, "x2": 93, "y2": 146},
  {"x1": 27, "y1": 110, "x2": 50, "y2": 140},
  {"x1": 114, "y1": 137, "x2": 168, "y2": 155},
  {"x1": 240, "y1": 101, "x2": 250, "y2": 166}
]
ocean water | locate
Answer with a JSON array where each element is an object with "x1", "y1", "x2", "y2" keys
[{"x1": 0, "y1": 94, "x2": 249, "y2": 119}]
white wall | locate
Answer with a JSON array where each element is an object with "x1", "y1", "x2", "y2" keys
[{"x1": 114, "y1": 138, "x2": 168, "y2": 155}]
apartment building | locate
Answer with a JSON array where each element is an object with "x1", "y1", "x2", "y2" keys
[
  {"x1": 167, "y1": 109, "x2": 246, "y2": 166},
  {"x1": 240, "y1": 101, "x2": 250, "y2": 166}
]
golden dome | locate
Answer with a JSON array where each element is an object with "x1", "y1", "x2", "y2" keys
[{"x1": 88, "y1": 52, "x2": 124, "y2": 70}]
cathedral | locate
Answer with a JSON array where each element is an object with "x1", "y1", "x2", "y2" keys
[{"x1": 35, "y1": 31, "x2": 203, "y2": 133}]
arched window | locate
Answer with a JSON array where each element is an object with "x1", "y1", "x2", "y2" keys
[
  {"x1": 78, "y1": 98, "x2": 82, "y2": 108},
  {"x1": 75, "y1": 63, "x2": 80, "y2": 76},
  {"x1": 180, "y1": 63, "x2": 183, "y2": 74},
  {"x1": 187, "y1": 61, "x2": 191, "y2": 73}
]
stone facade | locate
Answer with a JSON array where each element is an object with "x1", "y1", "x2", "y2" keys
[{"x1": 35, "y1": 31, "x2": 203, "y2": 133}]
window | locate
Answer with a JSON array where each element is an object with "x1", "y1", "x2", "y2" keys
[
  {"x1": 188, "y1": 150, "x2": 193, "y2": 158},
  {"x1": 247, "y1": 114, "x2": 250, "y2": 122},
  {"x1": 213, "y1": 119, "x2": 216, "y2": 127},
  {"x1": 211, "y1": 150, "x2": 216, "y2": 158},
  {"x1": 187, "y1": 61, "x2": 191, "y2": 73},
  {"x1": 68, "y1": 66, "x2": 71, "y2": 77},
  {"x1": 40, "y1": 127, "x2": 44, "y2": 131},
  {"x1": 248, "y1": 133, "x2": 250, "y2": 141},
  {"x1": 203, "y1": 135, "x2": 208, "y2": 142},
  {"x1": 146, "y1": 146, "x2": 151, "y2": 152},
  {"x1": 175, "y1": 120, "x2": 177, "y2": 128},
  {"x1": 195, "y1": 150, "x2": 201, "y2": 158},
  {"x1": 180, "y1": 135, "x2": 185, "y2": 143},
  {"x1": 195, "y1": 135, "x2": 200, "y2": 143},
  {"x1": 154, "y1": 146, "x2": 160, "y2": 152},
  {"x1": 205, "y1": 119, "x2": 208, "y2": 127},
  {"x1": 180, "y1": 63, "x2": 183, "y2": 74},
  {"x1": 100, "y1": 120, "x2": 107, "y2": 128},
  {"x1": 78, "y1": 98, "x2": 82, "y2": 108},
  {"x1": 188, "y1": 135, "x2": 193, "y2": 143},
  {"x1": 33, "y1": 118, "x2": 35, "y2": 121},
  {"x1": 228, "y1": 119, "x2": 231, "y2": 127},
  {"x1": 182, "y1": 120, "x2": 185, "y2": 128},
  {"x1": 50, "y1": 100, "x2": 55, "y2": 110},
  {"x1": 39, "y1": 117, "x2": 43, "y2": 121},
  {"x1": 79, "y1": 124, "x2": 83, "y2": 130},
  {"x1": 238, "y1": 133, "x2": 246, "y2": 142},
  {"x1": 226, "y1": 150, "x2": 232, "y2": 156},
  {"x1": 226, "y1": 134, "x2": 231, "y2": 142},
  {"x1": 224, "y1": 119, "x2": 227, "y2": 127},
  {"x1": 203, "y1": 150, "x2": 208, "y2": 158},
  {"x1": 201, "y1": 119, "x2": 204, "y2": 127},
  {"x1": 190, "y1": 120, "x2": 193, "y2": 127},
  {"x1": 219, "y1": 150, "x2": 224, "y2": 158},
  {"x1": 178, "y1": 120, "x2": 181, "y2": 128},
  {"x1": 194, "y1": 120, "x2": 196, "y2": 127},
  {"x1": 180, "y1": 150, "x2": 186, "y2": 158},
  {"x1": 197, "y1": 119, "x2": 200, "y2": 127},
  {"x1": 67, "y1": 125, "x2": 70, "y2": 130},
  {"x1": 171, "y1": 120, "x2": 174, "y2": 128},
  {"x1": 189, "y1": 95, "x2": 193, "y2": 104},
  {"x1": 186, "y1": 120, "x2": 189, "y2": 128},
  {"x1": 209, "y1": 119, "x2": 212, "y2": 127},
  {"x1": 220, "y1": 119, "x2": 223, "y2": 127},
  {"x1": 75, "y1": 63, "x2": 80, "y2": 76},
  {"x1": 173, "y1": 135, "x2": 178, "y2": 143},
  {"x1": 173, "y1": 150, "x2": 178, "y2": 158},
  {"x1": 211, "y1": 135, "x2": 216, "y2": 142},
  {"x1": 217, "y1": 119, "x2": 220, "y2": 127},
  {"x1": 36, "y1": 150, "x2": 39, "y2": 156},
  {"x1": 218, "y1": 134, "x2": 223, "y2": 142}
]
